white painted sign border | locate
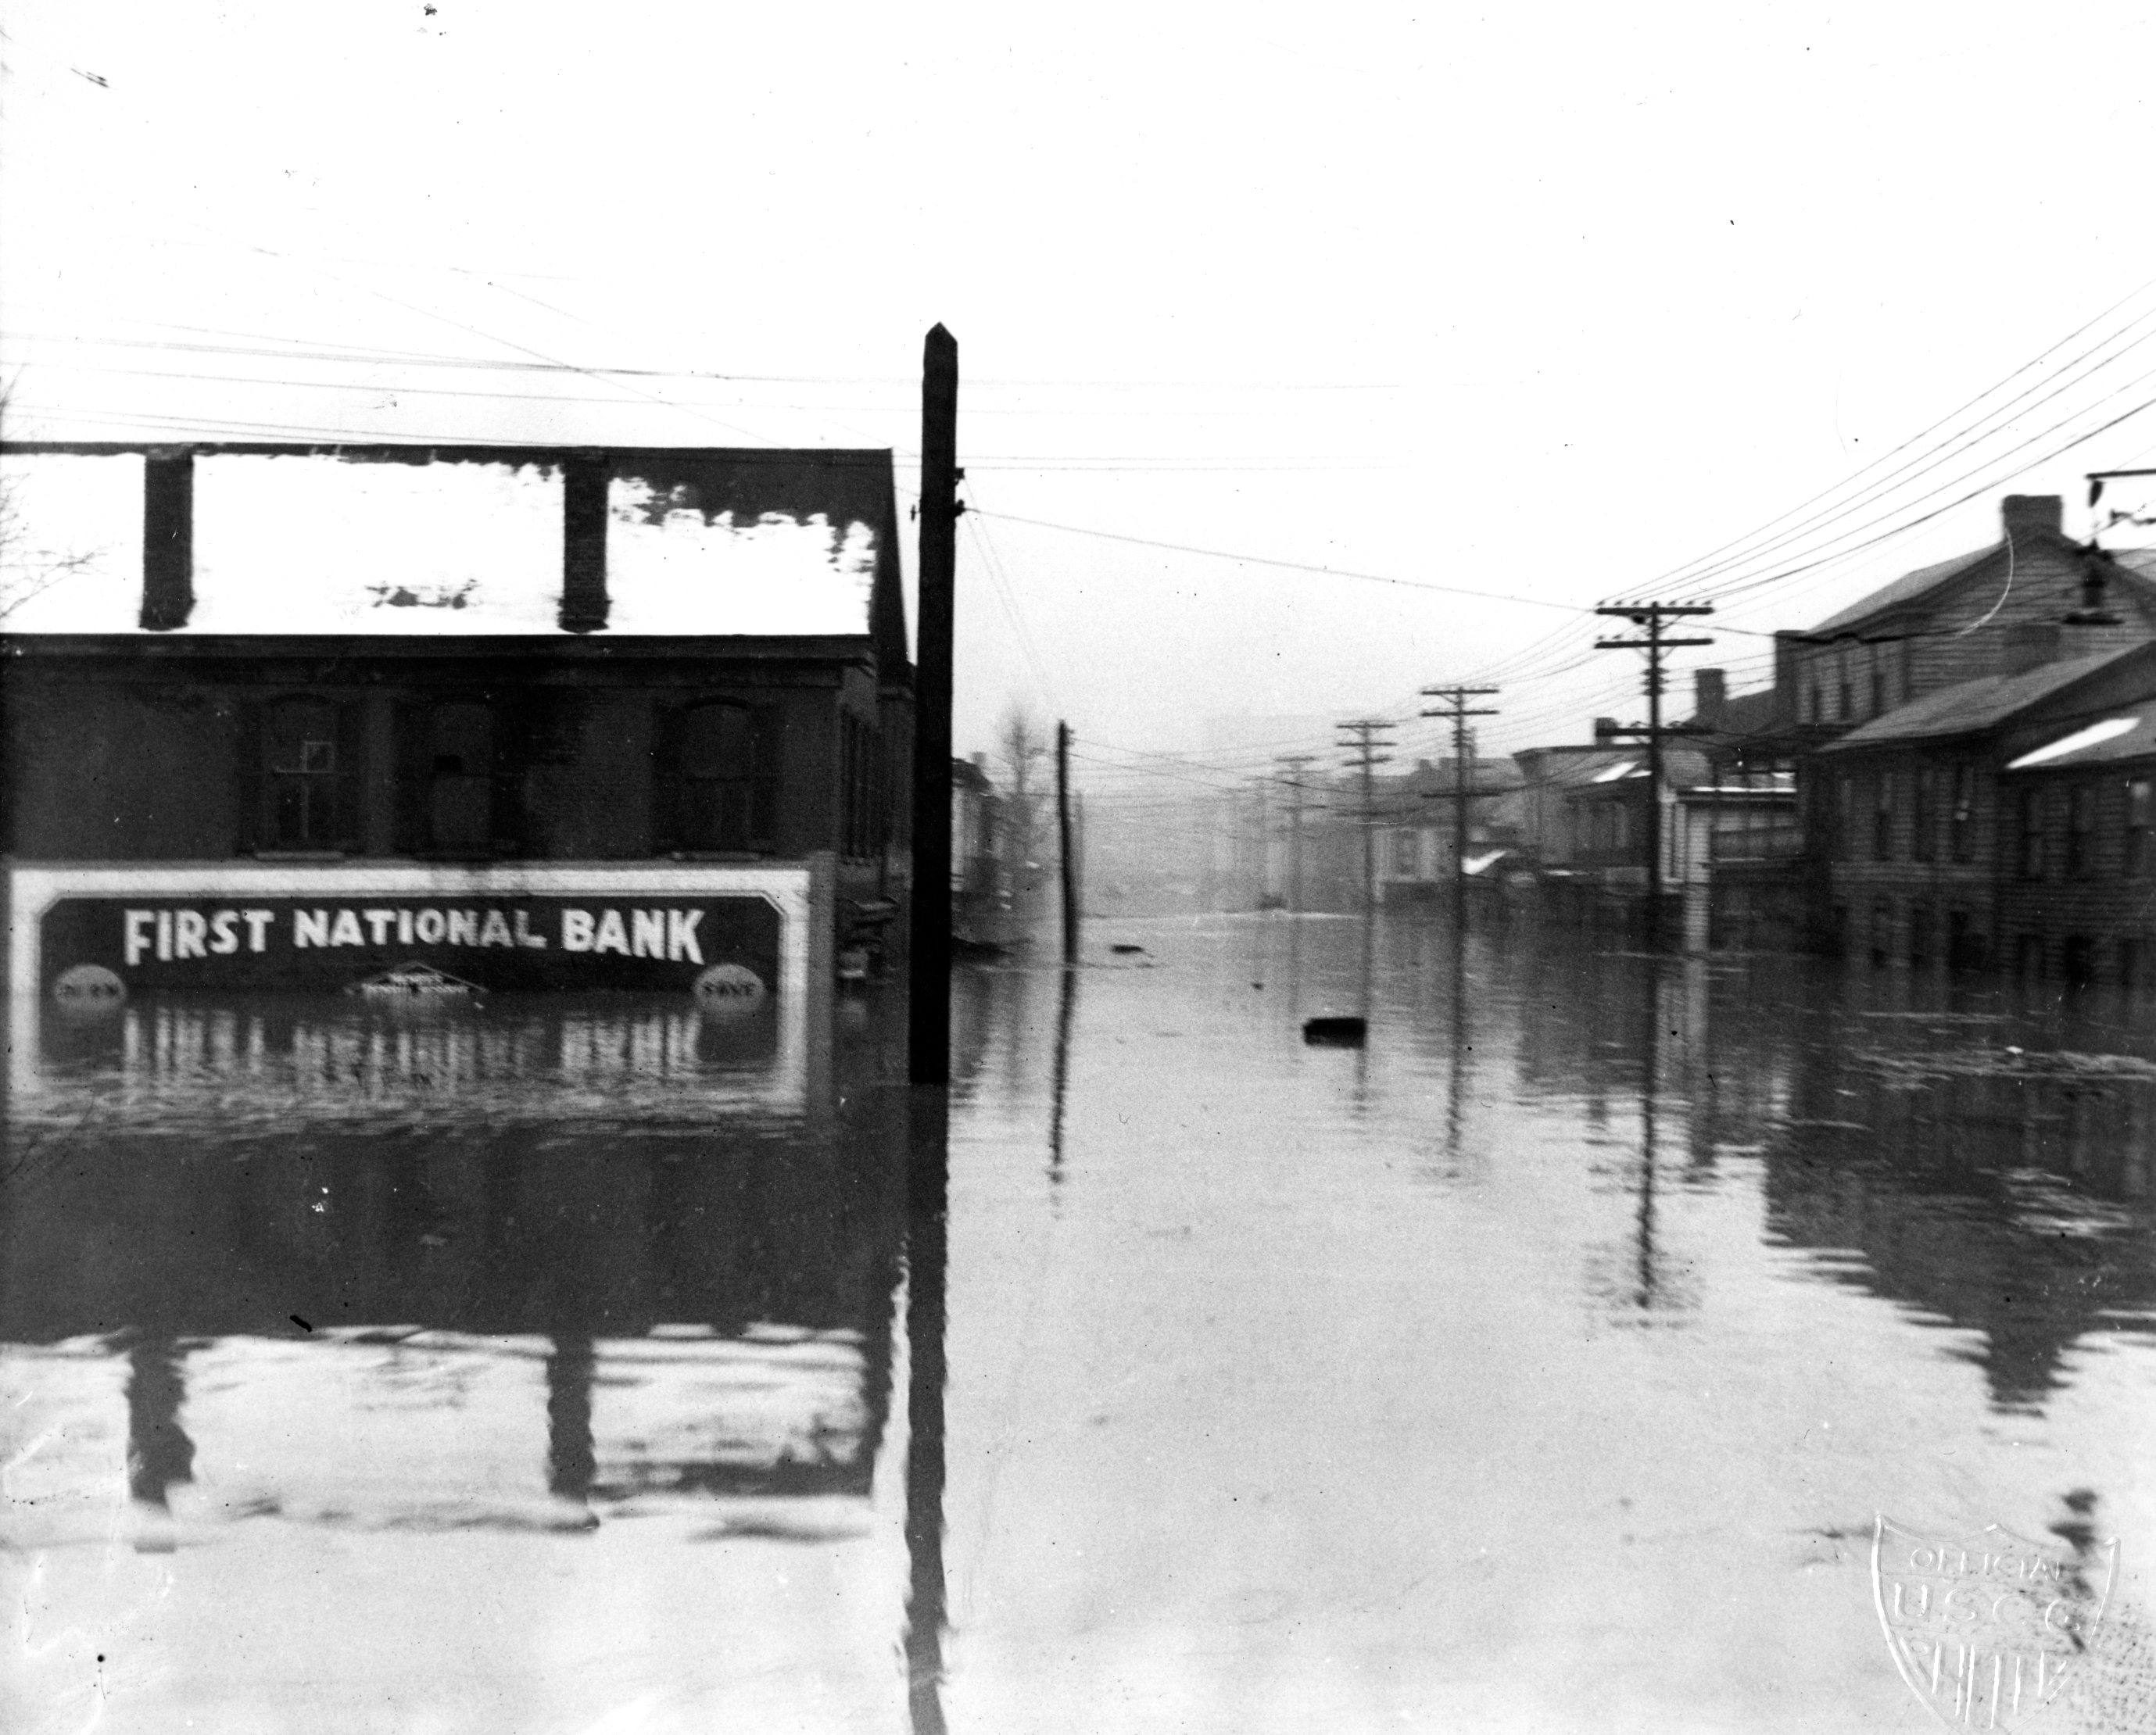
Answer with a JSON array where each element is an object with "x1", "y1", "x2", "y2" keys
[{"x1": 5, "y1": 860, "x2": 824, "y2": 1104}]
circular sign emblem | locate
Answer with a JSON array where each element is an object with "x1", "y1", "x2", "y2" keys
[
  {"x1": 693, "y1": 962, "x2": 768, "y2": 1011},
  {"x1": 52, "y1": 964, "x2": 126, "y2": 1007}
]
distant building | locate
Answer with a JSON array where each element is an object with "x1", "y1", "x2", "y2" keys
[
  {"x1": 1370, "y1": 756, "x2": 1525, "y2": 906},
  {"x1": 951, "y1": 753, "x2": 1008, "y2": 944}
]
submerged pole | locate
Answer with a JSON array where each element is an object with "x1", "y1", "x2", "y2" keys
[{"x1": 909, "y1": 326, "x2": 959, "y2": 1084}]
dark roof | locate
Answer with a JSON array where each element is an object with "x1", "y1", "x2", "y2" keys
[
  {"x1": 1683, "y1": 683, "x2": 1783, "y2": 741},
  {"x1": 1808, "y1": 545, "x2": 1996, "y2": 635},
  {"x1": 1818, "y1": 646, "x2": 2136, "y2": 753},
  {"x1": 1372, "y1": 757, "x2": 1524, "y2": 809},
  {"x1": 1808, "y1": 535, "x2": 2156, "y2": 638}
]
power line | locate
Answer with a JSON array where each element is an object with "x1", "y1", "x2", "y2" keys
[{"x1": 969, "y1": 509, "x2": 1580, "y2": 611}]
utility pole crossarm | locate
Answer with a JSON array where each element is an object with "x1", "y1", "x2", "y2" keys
[
  {"x1": 1590, "y1": 601, "x2": 1714, "y2": 951},
  {"x1": 1419, "y1": 685, "x2": 1502, "y2": 932},
  {"x1": 1336, "y1": 719, "x2": 1399, "y2": 915}
]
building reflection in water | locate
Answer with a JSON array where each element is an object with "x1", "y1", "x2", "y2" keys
[
  {"x1": 0, "y1": 989, "x2": 948, "y2": 1680},
  {"x1": 1505, "y1": 932, "x2": 2156, "y2": 1408}
]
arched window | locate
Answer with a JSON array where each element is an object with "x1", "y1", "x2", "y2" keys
[{"x1": 656, "y1": 699, "x2": 777, "y2": 853}]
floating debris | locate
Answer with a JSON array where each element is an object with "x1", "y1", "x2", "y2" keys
[{"x1": 346, "y1": 962, "x2": 484, "y2": 1002}]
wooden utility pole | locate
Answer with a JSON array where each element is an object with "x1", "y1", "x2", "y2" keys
[
  {"x1": 1594, "y1": 602, "x2": 1714, "y2": 950},
  {"x1": 1337, "y1": 720, "x2": 1396, "y2": 914},
  {"x1": 909, "y1": 326, "x2": 960, "y2": 1083},
  {"x1": 1056, "y1": 721, "x2": 1078, "y2": 964},
  {"x1": 1276, "y1": 753, "x2": 1318, "y2": 914},
  {"x1": 1420, "y1": 685, "x2": 1499, "y2": 932}
]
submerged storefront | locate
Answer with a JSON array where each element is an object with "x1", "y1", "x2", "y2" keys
[{"x1": 0, "y1": 440, "x2": 914, "y2": 1086}]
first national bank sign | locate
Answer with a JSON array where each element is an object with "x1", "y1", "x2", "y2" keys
[{"x1": 7, "y1": 864, "x2": 821, "y2": 1004}]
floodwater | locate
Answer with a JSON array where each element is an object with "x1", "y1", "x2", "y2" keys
[{"x1": 5, "y1": 917, "x2": 2155, "y2": 1733}]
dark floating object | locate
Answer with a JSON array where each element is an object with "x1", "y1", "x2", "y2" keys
[
  {"x1": 1110, "y1": 943, "x2": 1148, "y2": 955},
  {"x1": 1302, "y1": 1016, "x2": 1366, "y2": 1047}
]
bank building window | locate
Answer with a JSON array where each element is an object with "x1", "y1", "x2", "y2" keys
[
  {"x1": 657, "y1": 700, "x2": 777, "y2": 853},
  {"x1": 256, "y1": 696, "x2": 356, "y2": 852}
]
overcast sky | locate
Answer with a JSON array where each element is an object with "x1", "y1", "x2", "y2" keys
[{"x1": 5, "y1": 3, "x2": 2156, "y2": 803}]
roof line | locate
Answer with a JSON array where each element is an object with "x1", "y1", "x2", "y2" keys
[{"x1": 0, "y1": 441, "x2": 897, "y2": 464}]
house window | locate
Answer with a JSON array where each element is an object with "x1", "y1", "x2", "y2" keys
[
  {"x1": 261, "y1": 696, "x2": 351, "y2": 851},
  {"x1": 2018, "y1": 786, "x2": 2047, "y2": 879},
  {"x1": 1807, "y1": 685, "x2": 1821, "y2": 724},
  {"x1": 1912, "y1": 767, "x2": 1936, "y2": 862},
  {"x1": 1899, "y1": 639, "x2": 1914, "y2": 706},
  {"x1": 663, "y1": 700, "x2": 777, "y2": 853},
  {"x1": 1873, "y1": 771, "x2": 1895, "y2": 861},
  {"x1": 1393, "y1": 828, "x2": 1417, "y2": 875},
  {"x1": 1908, "y1": 903, "x2": 1932, "y2": 968},
  {"x1": 1870, "y1": 898, "x2": 1893, "y2": 968},
  {"x1": 2128, "y1": 777, "x2": 2152, "y2": 875},
  {"x1": 2068, "y1": 784, "x2": 2097, "y2": 878},
  {"x1": 1950, "y1": 763, "x2": 1975, "y2": 863},
  {"x1": 1870, "y1": 657, "x2": 1886, "y2": 719},
  {"x1": 1837, "y1": 774, "x2": 1855, "y2": 860}
]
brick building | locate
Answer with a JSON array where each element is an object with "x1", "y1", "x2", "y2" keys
[{"x1": 0, "y1": 442, "x2": 914, "y2": 1054}]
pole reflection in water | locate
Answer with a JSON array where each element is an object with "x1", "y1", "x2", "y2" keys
[
  {"x1": 904, "y1": 1086, "x2": 951, "y2": 1735},
  {"x1": 1444, "y1": 934, "x2": 1468, "y2": 1158},
  {"x1": 1048, "y1": 967, "x2": 1077, "y2": 1191},
  {"x1": 1632, "y1": 963, "x2": 1662, "y2": 1315},
  {"x1": 3, "y1": 989, "x2": 917, "y2": 1731}
]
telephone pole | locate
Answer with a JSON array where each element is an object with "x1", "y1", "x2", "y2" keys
[
  {"x1": 1420, "y1": 685, "x2": 1499, "y2": 933},
  {"x1": 1594, "y1": 602, "x2": 1714, "y2": 950},
  {"x1": 1275, "y1": 754, "x2": 1320, "y2": 914},
  {"x1": 1337, "y1": 720, "x2": 1397, "y2": 914},
  {"x1": 909, "y1": 324, "x2": 960, "y2": 1084},
  {"x1": 1056, "y1": 721, "x2": 1078, "y2": 964}
]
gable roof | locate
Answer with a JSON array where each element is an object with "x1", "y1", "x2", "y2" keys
[
  {"x1": 1806, "y1": 535, "x2": 2156, "y2": 639},
  {"x1": 1817, "y1": 645, "x2": 2140, "y2": 753},
  {"x1": 1808, "y1": 545, "x2": 1997, "y2": 636}
]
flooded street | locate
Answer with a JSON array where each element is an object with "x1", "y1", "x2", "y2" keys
[{"x1": 7, "y1": 919, "x2": 2156, "y2": 1732}]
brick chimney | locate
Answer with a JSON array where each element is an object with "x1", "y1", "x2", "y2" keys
[
  {"x1": 2001, "y1": 495, "x2": 2062, "y2": 543},
  {"x1": 1693, "y1": 667, "x2": 1727, "y2": 725}
]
